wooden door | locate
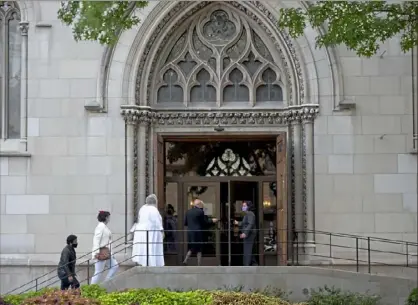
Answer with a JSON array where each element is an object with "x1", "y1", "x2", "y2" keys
[
  {"x1": 276, "y1": 133, "x2": 288, "y2": 265},
  {"x1": 154, "y1": 134, "x2": 165, "y2": 212}
]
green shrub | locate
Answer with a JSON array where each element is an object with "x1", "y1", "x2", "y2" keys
[
  {"x1": 98, "y1": 288, "x2": 212, "y2": 305},
  {"x1": 210, "y1": 291, "x2": 295, "y2": 305},
  {"x1": 307, "y1": 286, "x2": 380, "y2": 305},
  {"x1": 407, "y1": 288, "x2": 418, "y2": 305},
  {"x1": 80, "y1": 284, "x2": 107, "y2": 299},
  {"x1": 1, "y1": 285, "x2": 382, "y2": 305}
]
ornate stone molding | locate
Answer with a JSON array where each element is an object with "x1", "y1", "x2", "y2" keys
[
  {"x1": 120, "y1": 105, "x2": 318, "y2": 126},
  {"x1": 19, "y1": 21, "x2": 29, "y2": 36},
  {"x1": 135, "y1": 1, "x2": 304, "y2": 106}
]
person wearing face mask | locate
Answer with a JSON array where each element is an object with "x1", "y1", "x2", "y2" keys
[
  {"x1": 57, "y1": 234, "x2": 80, "y2": 290},
  {"x1": 234, "y1": 201, "x2": 256, "y2": 266}
]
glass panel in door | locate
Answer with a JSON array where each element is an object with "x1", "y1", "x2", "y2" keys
[{"x1": 183, "y1": 183, "x2": 220, "y2": 266}]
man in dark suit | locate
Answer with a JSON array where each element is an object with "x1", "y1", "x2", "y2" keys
[
  {"x1": 57, "y1": 235, "x2": 80, "y2": 290},
  {"x1": 183, "y1": 199, "x2": 218, "y2": 266},
  {"x1": 234, "y1": 201, "x2": 256, "y2": 266}
]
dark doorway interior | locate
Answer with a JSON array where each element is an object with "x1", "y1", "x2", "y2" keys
[{"x1": 220, "y1": 181, "x2": 259, "y2": 266}]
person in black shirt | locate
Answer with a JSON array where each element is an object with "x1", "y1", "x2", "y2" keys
[
  {"x1": 183, "y1": 199, "x2": 218, "y2": 266},
  {"x1": 57, "y1": 235, "x2": 80, "y2": 290}
]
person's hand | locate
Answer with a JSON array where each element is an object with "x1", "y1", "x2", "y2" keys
[
  {"x1": 68, "y1": 276, "x2": 73, "y2": 282},
  {"x1": 212, "y1": 218, "x2": 218, "y2": 223},
  {"x1": 240, "y1": 233, "x2": 246, "y2": 239},
  {"x1": 234, "y1": 220, "x2": 238, "y2": 225}
]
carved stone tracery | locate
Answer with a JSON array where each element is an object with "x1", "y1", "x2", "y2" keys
[
  {"x1": 154, "y1": 6, "x2": 284, "y2": 106},
  {"x1": 135, "y1": 1, "x2": 305, "y2": 107}
]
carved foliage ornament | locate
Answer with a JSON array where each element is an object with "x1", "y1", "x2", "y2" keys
[
  {"x1": 120, "y1": 105, "x2": 318, "y2": 126},
  {"x1": 135, "y1": 1, "x2": 304, "y2": 106}
]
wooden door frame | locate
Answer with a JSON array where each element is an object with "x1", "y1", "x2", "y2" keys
[{"x1": 156, "y1": 131, "x2": 288, "y2": 266}]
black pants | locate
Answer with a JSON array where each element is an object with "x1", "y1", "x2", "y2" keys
[
  {"x1": 60, "y1": 276, "x2": 80, "y2": 290},
  {"x1": 243, "y1": 235, "x2": 255, "y2": 266}
]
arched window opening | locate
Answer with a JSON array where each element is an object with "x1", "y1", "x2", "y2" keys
[
  {"x1": 256, "y1": 68, "x2": 283, "y2": 102},
  {"x1": 153, "y1": 6, "x2": 284, "y2": 107},
  {"x1": 0, "y1": 1, "x2": 21, "y2": 139}
]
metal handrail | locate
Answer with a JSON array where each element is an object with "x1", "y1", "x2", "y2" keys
[
  {"x1": 3, "y1": 228, "x2": 417, "y2": 295},
  {"x1": 4, "y1": 232, "x2": 132, "y2": 295}
]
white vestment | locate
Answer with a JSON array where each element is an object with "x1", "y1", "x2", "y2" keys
[{"x1": 131, "y1": 204, "x2": 165, "y2": 267}]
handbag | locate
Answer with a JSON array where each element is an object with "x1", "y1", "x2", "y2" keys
[{"x1": 95, "y1": 228, "x2": 111, "y2": 261}]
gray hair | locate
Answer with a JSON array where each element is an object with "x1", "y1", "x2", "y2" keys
[{"x1": 145, "y1": 194, "x2": 158, "y2": 206}]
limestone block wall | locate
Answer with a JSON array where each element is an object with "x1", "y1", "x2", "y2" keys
[
  {"x1": 0, "y1": 1, "x2": 133, "y2": 263},
  {"x1": 313, "y1": 40, "x2": 417, "y2": 262}
]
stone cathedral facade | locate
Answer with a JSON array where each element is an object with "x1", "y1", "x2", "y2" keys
[{"x1": 0, "y1": 1, "x2": 416, "y2": 292}]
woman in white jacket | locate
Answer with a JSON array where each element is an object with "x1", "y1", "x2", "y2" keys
[{"x1": 91, "y1": 211, "x2": 119, "y2": 284}]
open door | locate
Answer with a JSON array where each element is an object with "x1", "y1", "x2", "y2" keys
[
  {"x1": 276, "y1": 133, "x2": 288, "y2": 265},
  {"x1": 154, "y1": 134, "x2": 165, "y2": 212},
  {"x1": 226, "y1": 181, "x2": 259, "y2": 266}
]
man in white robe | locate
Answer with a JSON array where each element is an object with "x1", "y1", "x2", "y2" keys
[{"x1": 131, "y1": 194, "x2": 165, "y2": 267}]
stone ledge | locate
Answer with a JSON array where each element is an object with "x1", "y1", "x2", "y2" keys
[{"x1": 0, "y1": 151, "x2": 31, "y2": 157}]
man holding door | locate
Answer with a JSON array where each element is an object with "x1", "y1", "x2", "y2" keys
[
  {"x1": 183, "y1": 199, "x2": 218, "y2": 266},
  {"x1": 234, "y1": 201, "x2": 256, "y2": 266}
]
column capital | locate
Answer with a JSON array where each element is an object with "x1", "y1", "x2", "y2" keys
[
  {"x1": 301, "y1": 106, "x2": 319, "y2": 123},
  {"x1": 120, "y1": 105, "x2": 152, "y2": 125},
  {"x1": 19, "y1": 21, "x2": 29, "y2": 36},
  {"x1": 287, "y1": 104, "x2": 319, "y2": 125}
]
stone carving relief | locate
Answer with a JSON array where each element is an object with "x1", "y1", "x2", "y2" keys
[
  {"x1": 152, "y1": 6, "x2": 285, "y2": 107},
  {"x1": 120, "y1": 105, "x2": 318, "y2": 126},
  {"x1": 135, "y1": 1, "x2": 307, "y2": 107}
]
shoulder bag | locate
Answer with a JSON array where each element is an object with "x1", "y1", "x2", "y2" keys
[{"x1": 94, "y1": 227, "x2": 111, "y2": 261}]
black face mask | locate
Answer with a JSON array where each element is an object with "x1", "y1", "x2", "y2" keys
[{"x1": 72, "y1": 243, "x2": 78, "y2": 248}]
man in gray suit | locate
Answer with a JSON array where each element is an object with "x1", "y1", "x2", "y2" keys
[{"x1": 234, "y1": 201, "x2": 256, "y2": 266}]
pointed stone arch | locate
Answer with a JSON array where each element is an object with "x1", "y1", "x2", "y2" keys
[{"x1": 134, "y1": 1, "x2": 307, "y2": 108}]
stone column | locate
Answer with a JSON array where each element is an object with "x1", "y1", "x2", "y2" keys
[
  {"x1": 19, "y1": 21, "x2": 29, "y2": 150},
  {"x1": 292, "y1": 120, "x2": 304, "y2": 261},
  {"x1": 138, "y1": 122, "x2": 147, "y2": 208},
  {"x1": 125, "y1": 120, "x2": 135, "y2": 231},
  {"x1": 303, "y1": 116, "x2": 315, "y2": 257},
  {"x1": 137, "y1": 106, "x2": 152, "y2": 208}
]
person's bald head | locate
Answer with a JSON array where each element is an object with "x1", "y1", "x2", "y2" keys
[{"x1": 193, "y1": 199, "x2": 203, "y2": 208}]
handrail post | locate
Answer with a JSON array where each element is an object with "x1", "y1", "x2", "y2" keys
[
  {"x1": 35, "y1": 279, "x2": 38, "y2": 292},
  {"x1": 87, "y1": 259, "x2": 90, "y2": 285},
  {"x1": 146, "y1": 230, "x2": 149, "y2": 267},
  {"x1": 367, "y1": 237, "x2": 371, "y2": 274},
  {"x1": 329, "y1": 233, "x2": 332, "y2": 258},
  {"x1": 356, "y1": 237, "x2": 359, "y2": 272},
  {"x1": 406, "y1": 242, "x2": 409, "y2": 267},
  {"x1": 296, "y1": 235, "x2": 299, "y2": 265}
]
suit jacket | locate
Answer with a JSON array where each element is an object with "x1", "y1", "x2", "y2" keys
[
  {"x1": 92, "y1": 222, "x2": 112, "y2": 259},
  {"x1": 240, "y1": 211, "x2": 256, "y2": 239},
  {"x1": 184, "y1": 207, "x2": 208, "y2": 231}
]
